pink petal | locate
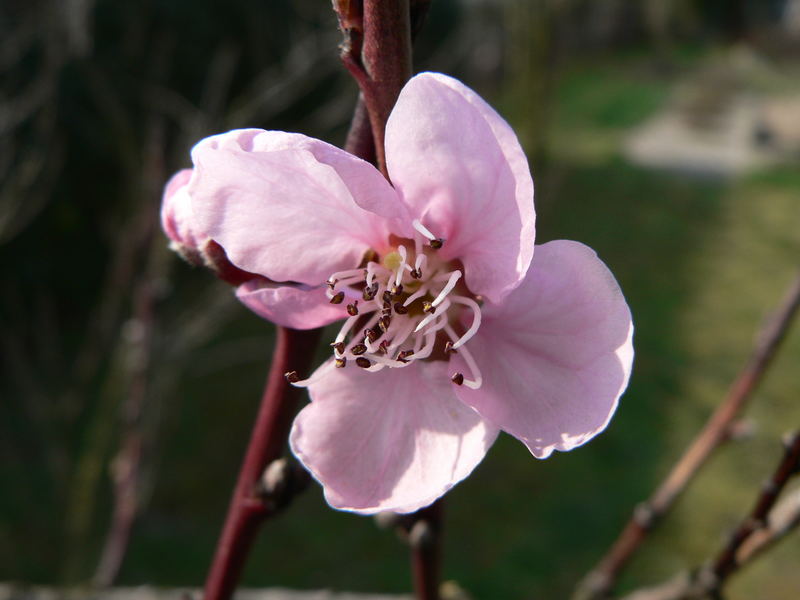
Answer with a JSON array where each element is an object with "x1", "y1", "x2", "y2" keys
[
  {"x1": 453, "y1": 240, "x2": 633, "y2": 458},
  {"x1": 236, "y1": 279, "x2": 345, "y2": 330},
  {"x1": 290, "y1": 360, "x2": 498, "y2": 514},
  {"x1": 189, "y1": 129, "x2": 399, "y2": 285},
  {"x1": 161, "y1": 168, "x2": 207, "y2": 249},
  {"x1": 385, "y1": 73, "x2": 535, "y2": 303}
]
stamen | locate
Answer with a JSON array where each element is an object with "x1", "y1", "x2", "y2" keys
[
  {"x1": 444, "y1": 340, "x2": 457, "y2": 354},
  {"x1": 365, "y1": 262, "x2": 376, "y2": 288},
  {"x1": 444, "y1": 324, "x2": 482, "y2": 389},
  {"x1": 429, "y1": 238, "x2": 444, "y2": 250},
  {"x1": 355, "y1": 357, "x2": 371, "y2": 369},
  {"x1": 395, "y1": 245, "x2": 408, "y2": 287},
  {"x1": 422, "y1": 301, "x2": 435, "y2": 314},
  {"x1": 403, "y1": 284, "x2": 429, "y2": 307},
  {"x1": 449, "y1": 296, "x2": 482, "y2": 349},
  {"x1": 328, "y1": 268, "x2": 365, "y2": 282},
  {"x1": 346, "y1": 301, "x2": 359, "y2": 316},
  {"x1": 284, "y1": 371, "x2": 299, "y2": 383},
  {"x1": 415, "y1": 299, "x2": 450, "y2": 333},
  {"x1": 393, "y1": 302, "x2": 408, "y2": 315},
  {"x1": 362, "y1": 282, "x2": 379, "y2": 301},
  {"x1": 334, "y1": 315, "x2": 360, "y2": 345},
  {"x1": 431, "y1": 270, "x2": 462, "y2": 308},
  {"x1": 335, "y1": 357, "x2": 347, "y2": 368},
  {"x1": 397, "y1": 349, "x2": 414, "y2": 362},
  {"x1": 451, "y1": 372, "x2": 464, "y2": 386},
  {"x1": 412, "y1": 219, "x2": 437, "y2": 241},
  {"x1": 351, "y1": 343, "x2": 367, "y2": 356},
  {"x1": 329, "y1": 291, "x2": 345, "y2": 304},
  {"x1": 330, "y1": 341, "x2": 345, "y2": 355}
]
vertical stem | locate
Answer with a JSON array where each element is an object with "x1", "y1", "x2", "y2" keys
[
  {"x1": 411, "y1": 499, "x2": 443, "y2": 600},
  {"x1": 203, "y1": 326, "x2": 321, "y2": 600}
]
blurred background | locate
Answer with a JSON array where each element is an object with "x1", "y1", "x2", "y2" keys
[{"x1": 1, "y1": 0, "x2": 799, "y2": 598}]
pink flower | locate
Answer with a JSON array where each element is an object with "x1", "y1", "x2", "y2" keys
[{"x1": 177, "y1": 72, "x2": 634, "y2": 514}]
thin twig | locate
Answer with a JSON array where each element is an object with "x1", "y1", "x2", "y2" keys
[
  {"x1": 710, "y1": 431, "x2": 800, "y2": 584},
  {"x1": 621, "y1": 432, "x2": 800, "y2": 600},
  {"x1": 575, "y1": 271, "x2": 800, "y2": 600},
  {"x1": 410, "y1": 499, "x2": 444, "y2": 600}
]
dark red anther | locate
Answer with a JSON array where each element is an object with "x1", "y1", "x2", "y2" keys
[
  {"x1": 355, "y1": 357, "x2": 371, "y2": 368},
  {"x1": 429, "y1": 238, "x2": 444, "y2": 250},
  {"x1": 351, "y1": 343, "x2": 368, "y2": 355},
  {"x1": 410, "y1": 268, "x2": 422, "y2": 279},
  {"x1": 330, "y1": 341, "x2": 345, "y2": 355},
  {"x1": 382, "y1": 290, "x2": 393, "y2": 304},
  {"x1": 379, "y1": 315, "x2": 392, "y2": 332},
  {"x1": 335, "y1": 357, "x2": 347, "y2": 368},
  {"x1": 398, "y1": 349, "x2": 415, "y2": 360},
  {"x1": 391, "y1": 283, "x2": 404, "y2": 296},
  {"x1": 394, "y1": 302, "x2": 408, "y2": 315},
  {"x1": 377, "y1": 340, "x2": 389, "y2": 355},
  {"x1": 444, "y1": 340, "x2": 457, "y2": 354},
  {"x1": 327, "y1": 278, "x2": 338, "y2": 289},
  {"x1": 346, "y1": 301, "x2": 359, "y2": 316},
  {"x1": 364, "y1": 328, "x2": 379, "y2": 343},
  {"x1": 330, "y1": 291, "x2": 345, "y2": 304},
  {"x1": 284, "y1": 371, "x2": 300, "y2": 383},
  {"x1": 363, "y1": 282, "x2": 379, "y2": 301},
  {"x1": 451, "y1": 372, "x2": 464, "y2": 386},
  {"x1": 422, "y1": 301, "x2": 435, "y2": 314}
]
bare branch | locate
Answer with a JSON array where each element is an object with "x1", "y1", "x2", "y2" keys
[{"x1": 575, "y1": 271, "x2": 800, "y2": 600}]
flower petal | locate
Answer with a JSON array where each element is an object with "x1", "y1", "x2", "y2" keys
[
  {"x1": 236, "y1": 280, "x2": 345, "y2": 330},
  {"x1": 291, "y1": 360, "x2": 498, "y2": 514},
  {"x1": 161, "y1": 168, "x2": 207, "y2": 249},
  {"x1": 453, "y1": 240, "x2": 633, "y2": 458},
  {"x1": 385, "y1": 73, "x2": 535, "y2": 303},
  {"x1": 189, "y1": 129, "x2": 399, "y2": 285}
]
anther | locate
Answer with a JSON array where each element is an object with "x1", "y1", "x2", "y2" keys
[
  {"x1": 379, "y1": 315, "x2": 392, "y2": 332},
  {"x1": 382, "y1": 290, "x2": 393, "y2": 304},
  {"x1": 451, "y1": 372, "x2": 464, "y2": 386},
  {"x1": 330, "y1": 291, "x2": 345, "y2": 304},
  {"x1": 391, "y1": 283, "x2": 404, "y2": 296},
  {"x1": 398, "y1": 350, "x2": 415, "y2": 363},
  {"x1": 394, "y1": 302, "x2": 409, "y2": 315},
  {"x1": 351, "y1": 343, "x2": 368, "y2": 355},
  {"x1": 346, "y1": 301, "x2": 359, "y2": 316},
  {"x1": 364, "y1": 328, "x2": 379, "y2": 344},
  {"x1": 330, "y1": 341, "x2": 345, "y2": 355},
  {"x1": 355, "y1": 357, "x2": 371, "y2": 368},
  {"x1": 429, "y1": 238, "x2": 444, "y2": 250},
  {"x1": 377, "y1": 340, "x2": 389, "y2": 355},
  {"x1": 422, "y1": 301, "x2": 436, "y2": 314},
  {"x1": 335, "y1": 357, "x2": 347, "y2": 368},
  {"x1": 444, "y1": 340, "x2": 457, "y2": 354},
  {"x1": 326, "y1": 279, "x2": 337, "y2": 289},
  {"x1": 362, "y1": 282, "x2": 379, "y2": 301},
  {"x1": 284, "y1": 371, "x2": 300, "y2": 383},
  {"x1": 410, "y1": 268, "x2": 422, "y2": 279}
]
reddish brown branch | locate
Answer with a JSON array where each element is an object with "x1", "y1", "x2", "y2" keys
[
  {"x1": 621, "y1": 433, "x2": 800, "y2": 600},
  {"x1": 410, "y1": 499, "x2": 443, "y2": 600},
  {"x1": 202, "y1": 326, "x2": 321, "y2": 600},
  {"x1": 711, "y1": 431, "x2": 800, "y2": 583},
  {"x1": 575, "y1": 271, "x2": 800, "y2": 600},
  {"x1": 334, "y1": 0, "x2": 412, "y2": 176}
]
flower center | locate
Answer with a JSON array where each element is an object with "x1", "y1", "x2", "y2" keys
[{"x1": 288, "y1": 220, "x2": 483, "y2": 390}]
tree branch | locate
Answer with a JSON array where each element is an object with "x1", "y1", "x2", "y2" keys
[
  {"x1": 575, "y1": 271, "x2": 800, "y2": 600},
  {"x1": 621, "y1": 432, "x2": 800, "y2": 600}
]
